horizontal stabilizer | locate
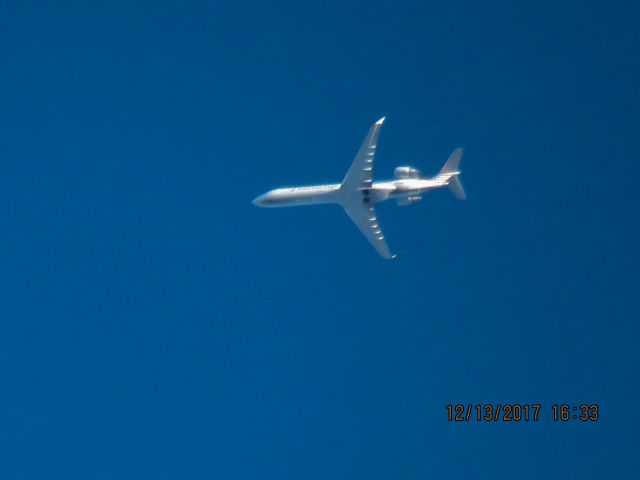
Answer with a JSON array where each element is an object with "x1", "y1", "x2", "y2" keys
[
  {"x1": 448, "y1": 176, "x2": 466, "y2": 200},
  {"x1": 439, "y1": 148, "x2": 463, "y2": 175},
  {"x1": 439, "y1": 148, "x2": 466, "y2": 199}
]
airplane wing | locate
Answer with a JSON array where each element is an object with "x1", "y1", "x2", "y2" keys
[
  {"x1": 342, "y1": 202, "x2": 395, "y2": 259},
  {"x1": 341, "y1": 117, "x2": 385, "y2": 191},
  {"x1": 340, "y1": 117, "x2": 395, "y2": 259}
]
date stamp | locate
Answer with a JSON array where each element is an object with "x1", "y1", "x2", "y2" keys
[{"x1": 446, "y1": 404, "x2": 599, "y2": 422}]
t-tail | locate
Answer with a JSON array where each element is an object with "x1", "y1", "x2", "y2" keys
[{"x1": 439, "y1": 148, "x2": 466, "y2": 200}]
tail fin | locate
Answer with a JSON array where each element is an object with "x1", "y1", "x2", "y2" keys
[{"x1": 439, "y1": 148, "x2": 466, "y2": 200}]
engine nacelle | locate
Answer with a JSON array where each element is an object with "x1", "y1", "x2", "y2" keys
[
  {"x1": 394, "y1": 166, "x2": 422, "y2": 179},
  {"x1": 396, "y1": 195, "x2": 422, "y2": 206}
]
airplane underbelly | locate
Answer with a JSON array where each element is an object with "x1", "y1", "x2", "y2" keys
[{"x1": 259, "y1": 186, "x2": 340, "y2": 207}]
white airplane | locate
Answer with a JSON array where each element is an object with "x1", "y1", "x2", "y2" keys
[{"x1": 252, "y1": 117, "x2": 465, "y2": 259}]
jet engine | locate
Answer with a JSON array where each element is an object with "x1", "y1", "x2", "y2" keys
[
  {"x1": 396, "y1": 195, "x2": 422, "y2": 206},
  {"x1": 394, "y1": 166, "x2": 422, "y2": 179}
]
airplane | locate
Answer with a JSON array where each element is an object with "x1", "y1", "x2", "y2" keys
[{"x1": 252, "y1": 117, "x2": 465, "y2": 259}]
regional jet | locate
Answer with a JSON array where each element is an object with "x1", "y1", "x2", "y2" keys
[{"x1": 252, "y1": 117, "x2": 465, "y2": 259}]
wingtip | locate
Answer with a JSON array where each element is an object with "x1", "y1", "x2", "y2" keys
[
  {"x1": 391, "y1": 254, "x2": 397, "y2": 260},
  {"x1": 376, "y1": 116, "x2": 386, "y2": 125}
]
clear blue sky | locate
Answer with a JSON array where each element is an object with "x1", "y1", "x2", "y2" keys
[{"x1": 1, "y1": 1, "x2": 639, "y2": 478}]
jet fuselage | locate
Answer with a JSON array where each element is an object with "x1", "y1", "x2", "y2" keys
[{"x1": 252, "y1": 173, "x2": 459, "y2": 208}]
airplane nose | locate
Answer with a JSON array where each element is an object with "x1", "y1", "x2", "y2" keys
[{"x1": 252, "y1": 195, "x2": 264, "y2": 206}]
